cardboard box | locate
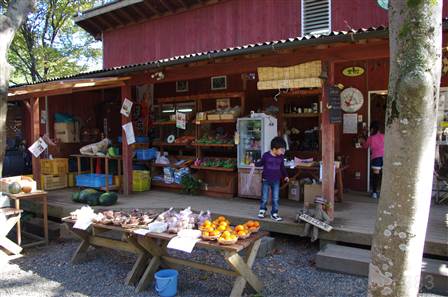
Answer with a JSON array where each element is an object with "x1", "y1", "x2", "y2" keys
[
  {"x1": 288, "y1": 179, "x2": 301, "y2": 201},
  {"x1": 304, "y1": 183, "x2": 322, "y2": 206},
  {"x1": 0, "y1": 176, "x2": 37, "y2": 193},
  {"x1": 54, "y1": 122, "x2": 80, "y2": 143}
]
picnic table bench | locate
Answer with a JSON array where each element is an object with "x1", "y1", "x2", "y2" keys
[{"x1": 63, "y1": 217, "x2": 266, "y2": 297}]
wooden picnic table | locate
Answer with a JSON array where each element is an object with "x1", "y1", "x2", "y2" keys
[{"x1": 62, "y1": 218, "x2": 266, "y2": 297}]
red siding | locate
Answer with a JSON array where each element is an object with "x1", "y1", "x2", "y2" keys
[{"x1": 103, "y1": 0, "x2": 300, "y2": 68}]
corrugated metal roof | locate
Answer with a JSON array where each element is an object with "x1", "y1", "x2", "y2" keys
[{"x1": 10, "y1": 25, "x2": 392, "y2": 89}]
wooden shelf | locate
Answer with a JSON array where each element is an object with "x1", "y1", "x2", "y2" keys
[
  {"x1": 283, "y1": 113, "x2": 319, "y2": 118},
  {"x1": 151, "y1": 180, "x2": 182, "y2": 189},
  {"x1": 194, "y1": 119, "x2": 237, "y2": 125},
  {"x1": 282, "y1": 88, "x2": 322, "y2": 96},
  {"x1": 152, "y1": 161, "x2": 192, "y2": 169},
  {"x1": 152, "y1": 142, "x2": 194, "y2": 147},
  {"x1": 190, "y1": 165, "x2": 236, "y2": 172},
  {"x1": 153, "y1": 121, "x2": 176, "y2": 126},
  {"x1": 194, "y1": 143, "x2": 236, "y2": 148}
]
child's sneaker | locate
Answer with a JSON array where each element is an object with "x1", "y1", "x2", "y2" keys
[
  {"x1": 372, "y1": 192, "x2": 379, "y2": 199},
  {"x1": 258, "y1": 209, "x2": 266, "y2": 218},
  {"x1": 270, "y1": 213, "x2": 283, "y2": 221}
]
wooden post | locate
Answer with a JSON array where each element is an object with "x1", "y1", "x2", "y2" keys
[
  {"x1": 321, "y1": 62, "x2": 335, "y2": 220},
  {"x1": 30, "y1": 97, "x2": 41, "y2": 187},
  {"x1": 121, "y1": 85, "x2": 133, "y2": 195}
]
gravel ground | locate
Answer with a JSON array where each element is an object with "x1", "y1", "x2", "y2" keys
[{"x1": 0, "y1": 235, "x2": 444, "y2": 297}]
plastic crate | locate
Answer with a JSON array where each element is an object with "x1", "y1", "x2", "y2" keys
[
  {"x1": 133, "y1": 170, "x2": 150, "y2": 180},
  {"x1": 76, "y1": 174, "x2": 113, "y2": 188},
  {"x1": 136, "y1": 148, "x2": 157, "y2": 160},
  {"x1": 41, "y1": 159, "x2": 68, "y2": 176},
  {"x1": 118, "y1": 136, "x2": 149, "y2": 144},
  {"x1": 133, "y1": 179, "x2": 150, "y2": 192},
  {"x1": 41, "y1": 174, "x2": 67, "y2": 190}
]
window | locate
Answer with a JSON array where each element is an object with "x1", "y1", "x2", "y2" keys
[{"x1": 301, "y1": 0, "x2": 331, "y2": 36}]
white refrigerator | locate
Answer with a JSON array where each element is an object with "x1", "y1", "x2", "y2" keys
[{"x1": 237, "y1": 114, "x2": 278, "y2": 198}]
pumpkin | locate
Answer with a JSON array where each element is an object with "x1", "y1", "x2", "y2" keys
[{"x1": 8, "y1": 182, "x2": 22, "y2": 194}]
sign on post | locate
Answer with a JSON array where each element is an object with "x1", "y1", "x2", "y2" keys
[{"x1": 328, "y1": 86, "x2": 342, "y2": 123}]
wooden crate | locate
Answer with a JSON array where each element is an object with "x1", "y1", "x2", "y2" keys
[{"x1": 41, "y1": 174, "x2": 67, "y2": 190}]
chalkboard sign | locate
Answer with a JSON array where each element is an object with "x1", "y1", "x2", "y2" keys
[{"x1": 328, "y1": 86, "x2": 342, "y2": 123}]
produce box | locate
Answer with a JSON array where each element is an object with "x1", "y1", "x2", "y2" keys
[
  {"x1": 133, "y1": 179, "x2": 150, "y2": 192},
  {"x1": 54, "y1": 122, "x2": 80, "y2": 143},
  {"x1": 68, "y1": 172, "x2": 76, "y2": 187},
  {"x1": 207, "y1": 114, "x2": 221, "y2": 120},
  {"x1": 114, "y1": 175, "x2": 122, "y2": 187},
  {"x1": 0, "y1": 176, "x2": 37, "y2": 193},
  {"x1": 41, "y1": 174, "x2": 67, "y2": 190},
  {"x1": 288, "y1": 179, "x2": 301, "y2": 201},
  {"x1": 220, "y1": 113, "x2": 235, "y2": 120},
  {"x1": 133, "y1": 170, "x2": 150, "y2": 181},
  {"x1": 41, "y1": 158, "x2": 68, "y2": 175},
  {"x1": 76, "y1": 174, "x2": 112, "y2": 188},
  {"x1": 304, "y1": 183, "x2": 322, "y2": 207}
]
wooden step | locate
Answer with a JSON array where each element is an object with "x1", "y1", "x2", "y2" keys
[{"x1": 316, "y1": 243, "x2": 448, "y2": 295}]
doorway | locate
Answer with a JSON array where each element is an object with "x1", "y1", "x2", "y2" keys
[{"x1": 367, "y1": 91, "x2": 387, "y2": 193}]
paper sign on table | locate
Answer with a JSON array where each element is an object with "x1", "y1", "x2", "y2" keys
[
  {"x1": 73, "y1": 218, "x2": 92, "y2": 230},
  {"x1": 122, "y1": 122, "x2": 136, "y2": 145},
  {"x1": 176, "y1": 112, "x2": 186, "y2": 130},
  {"x1": 28, "y1": 137, "x2": 48, "y2": 158},
  {"x1": 133, "y1": 228, "x2": 151, "y2": 236},
  {"x1": 120, "y1": 98, "x2": 133, "y2": 117},
  {"x1": 167, "y1": 236, "x2": 200, "y2": 253}
]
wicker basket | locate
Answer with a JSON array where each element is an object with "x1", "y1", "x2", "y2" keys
[
  {"x1": 218, "y1": 238, "x2": 238, "y2": 245},
  {"x1": 201, "y1": 234, "x2": 220, "y2": 241}
]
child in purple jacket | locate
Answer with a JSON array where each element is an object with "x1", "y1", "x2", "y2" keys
[{"x1": 252, "y1": 137, "x2": 289, "y2": 221}]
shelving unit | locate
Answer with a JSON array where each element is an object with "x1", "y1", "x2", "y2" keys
[
  {"x1": 150, "y1": 92, "x2": 245, "y2": 198},
  {"x1": 277, "y1": 88, "x2": 322, "y2": 159}
]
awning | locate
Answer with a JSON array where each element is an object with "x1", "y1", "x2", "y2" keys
[{"x1": 8, "y1": 76, "x2": 131, "y2": 99}]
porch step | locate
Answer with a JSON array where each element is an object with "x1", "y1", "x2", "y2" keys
[{"x1": 316, "y1": 243, "x2": 448, "y2": 295}]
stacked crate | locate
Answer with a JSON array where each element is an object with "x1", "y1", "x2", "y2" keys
[
  {"x1": 40, "y1": 159, "x2": 68, "y2": 190},
  {"x1": 133, "y1": 170, "x2": 150, "y2": 192}
]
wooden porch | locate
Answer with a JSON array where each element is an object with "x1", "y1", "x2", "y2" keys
[{"x1": 21, "y1": 189, "x2": 448, "y2": 258}]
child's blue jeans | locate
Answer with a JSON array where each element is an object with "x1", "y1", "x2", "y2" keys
[{"x1": 260, "y1": 179, "x2": 280, "y2": 214}]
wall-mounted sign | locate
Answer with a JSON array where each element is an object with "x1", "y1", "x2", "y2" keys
[
  {"x1": 342, "y1": 66, "x2": 365, "y2": 77},
  {"x1": 328, "y1": 86, "x2": 342, "y2": 124},
  {"x1": 377, "y1": 0, "x2": 388, "y2": 10}
]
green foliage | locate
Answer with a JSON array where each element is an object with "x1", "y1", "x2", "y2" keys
[
  {"x1": 3, "y1": 0, "x2": 102, "y2": 84},
  {"x1": 180, "y1": 174, "x2": 203, "y2": 195}
]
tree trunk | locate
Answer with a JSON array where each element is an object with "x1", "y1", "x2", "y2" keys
[
  {"x1": 368, "y1": 1, "x2": 442, "y2": 296},
  {"x1": 0, "y1": 0, "x2": 35, "y2": 176}
]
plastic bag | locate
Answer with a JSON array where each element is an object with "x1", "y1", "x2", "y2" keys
[{"x1": 197, "y1": 210, "x2": 211, "y2": 226}]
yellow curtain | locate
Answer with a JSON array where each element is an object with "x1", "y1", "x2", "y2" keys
[{"x1": 257, "y1": 60, "x2": 322, "y2": 90}]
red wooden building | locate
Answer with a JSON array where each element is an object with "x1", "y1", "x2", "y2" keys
[{"x1": 8, "y1": 0, "x2": 448, "y2": 216}]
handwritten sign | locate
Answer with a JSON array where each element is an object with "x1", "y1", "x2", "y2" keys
[
  {"x1": 299, "y1": 213, "x2": 333, "y2": 232},
  {"x1": 122, "y1": 122, "x2": 136, "y2": 145},
  {"x1": 120, "y1": 98, "x2": 133, "y2": 117},
  {"x1": 176, "y1": 112, "x2": 186, "y2": 130},
  {"x1": 328, "y1": 86, "x2": 342, "y2": 123}
]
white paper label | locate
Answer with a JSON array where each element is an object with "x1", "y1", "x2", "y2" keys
[
  {"x1": 167, "y1": 236, "x2": 200, "y2": 253},
  {"x1": 176, "y1": 112, "x2": 186, "y2": 130},
  {"x1": 73, "y1": 218, "x2": 92, "y2": 230},
  {"x1": 133, "y1": 228, "x2": 151, "y2": 236},
  {"x1": 120, "y1": 98, "x2": 133, "y2": 117},
  {"x1": 343, "y1": 113, "x2": 358, "y2": 134},
  {"x1": 28, "y1": 137, "x2": 48, "y2": 158},
  {"x1": 122, "y1": 122, "x2": 136, "y2": 145}
]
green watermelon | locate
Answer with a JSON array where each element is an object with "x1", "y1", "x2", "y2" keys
[
  {"x1": 8, "y1": 182, "x2": 22, "y2": 194},
  {"x1": 78, "y1": 189, "x2": 98, "y2": 204},
  {"x1": 71, "y1": 191, "x2": 81, "y2": 203},
  {"x1": 99, "y1": 192, "x2": 118, "y2": 206},
  {"x1": 85, "y1": 192, "x2": 101, "y2": 206}
]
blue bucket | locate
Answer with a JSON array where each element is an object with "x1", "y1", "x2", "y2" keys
[{"x1": 155, "y1": 269, "x2": 178, "y2": 297}]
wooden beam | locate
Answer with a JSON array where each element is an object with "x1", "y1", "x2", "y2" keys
[
  {"x1": 107, "y1": 12, "x2": 126, "y2": 26},
  {"x1": 95, "y1": 14, "x2": 115, "y2": 28},
  {"x1": 117, "y1": 8, "x2": 135, "y2": 22},
  {"x1": 142, "y1": 1, "x2": 161, "y2": 15},
  {"x1": 30, "y1": 97, "x2": 41, "y2": 187},
  {"x1": 121, "y1": 85, "x2": 133, "y2": 196},
  {"x1": 74, "y1": 0, "x2": 144, "y2": 23},
  {"x1": 86, "y1": 18, "x2": 105, "y2": 33},
  {"x1": 129, "y1": 4, "x2": 148, "y2": 19},
  {"x1": 321, "y1": 61, "x2": 335, "y2": 221},
  {"x1": 159, "y1": 0, "x2": 175, "y2": 12},
  {"x1": 175, "y1": 0, "x2": 188, "y2": 9}
]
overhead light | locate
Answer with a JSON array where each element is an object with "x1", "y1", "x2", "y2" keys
[
  {"x1": 162, "y1": 109, "x2": 175, "y2": 113},
  {"x1": 177, "y1": 108, "x2": 193, "y2": 112},
  {"x1": 151, "y1": 71, "x2": 165, "y2": 81}
]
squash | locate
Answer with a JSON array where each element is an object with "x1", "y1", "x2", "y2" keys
[
  {"x1": 99, "y1": 192, "x2": 118, "y2": 206},
  {"x1": 22, "y1": 186, "x2": 32, "y2": 193},
  {"x1": 78, "y1": 189, "x2": 98, "y2": 204},
  {"x1": 8, "y1": 182, "x2": 22, "y2": 194},
  {"x1": 71, "y1": 191, "x2": 81, "y2": 203},
  {"x1": 85, "y1": 192, "x2": 102, "y2": 206}
]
